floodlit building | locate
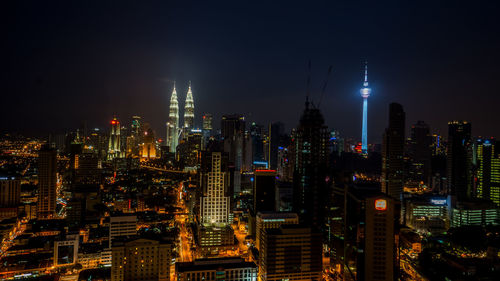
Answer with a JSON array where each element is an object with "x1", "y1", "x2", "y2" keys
[
  {"x1": 360, "y1": 62, "x2": 371, "y2": 156},
  {"x1": 184, "y1": 82, "x2": 195, "y2": 129},
  {"x1": 166, "y1": 83, "x2": 180, "y2": 152}
]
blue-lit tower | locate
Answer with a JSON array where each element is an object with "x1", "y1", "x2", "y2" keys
[{"x1": 360, "y1": 62, "x2": 371, "y2": 155}]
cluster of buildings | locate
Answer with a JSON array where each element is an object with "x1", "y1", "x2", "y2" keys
[{"x1": 1, "y1": 67, "x2": 500, "y2": 281}]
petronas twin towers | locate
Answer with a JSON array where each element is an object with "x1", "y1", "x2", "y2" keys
[{"x1": 166, "y1": 82, "x2": 195, "y2": 152}]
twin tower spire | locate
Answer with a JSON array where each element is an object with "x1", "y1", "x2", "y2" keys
[{"x1": 166, "y1": 82, "x2": 194, "y2": 152}]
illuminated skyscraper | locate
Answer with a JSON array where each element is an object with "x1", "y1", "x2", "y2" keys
[
  {"x1": 474, "y1": 138, "x2": 500, "y2": 206},
  {"x1": 360, "y1": 62, "x2": 371, "y2": 155},
  {"x1": 200, "y1": 151, "x2": 231, "y2": 225},
  {"x1": 198, "y1": 150, "x2": 234, "y2": 255},
  {"x1": 184, "y1": 81, "x2": 195, "y2": 129},
  {"x1": 107, "y1": 117, "x2": 123, "y2": 160},
  {"x1": 166, "y1": 83, "x2": 179, "y2": 152}
]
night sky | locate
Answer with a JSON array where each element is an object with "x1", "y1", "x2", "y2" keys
[{"x1": 3, "y1": 1, "x2": 500, "y2": 142}]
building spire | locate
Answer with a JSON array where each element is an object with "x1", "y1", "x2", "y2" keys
[{"x1": 363, "y1": 61, "x2": 369, "y2": 87}]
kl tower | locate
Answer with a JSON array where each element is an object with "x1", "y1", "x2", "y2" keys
[{"x1": 360, "y1": 62, "x2": 371, "y2": 156}]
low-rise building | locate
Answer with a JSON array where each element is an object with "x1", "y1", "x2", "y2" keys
[{"x1": 176, "y1": 257, "x2": 257, "y2": 281}]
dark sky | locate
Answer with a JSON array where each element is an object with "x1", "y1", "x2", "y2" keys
[{"x1": 3, "y1": 1, "x2": 500, "y2": 142}]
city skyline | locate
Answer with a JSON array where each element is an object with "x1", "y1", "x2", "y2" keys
[
  {"x1": 3, "y1": 2, "x2": 500, "y2": 279},
  {"x1": 3, "y1": 1, "x2": 500, "y2": 140}
]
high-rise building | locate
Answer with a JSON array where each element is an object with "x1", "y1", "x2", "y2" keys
[
  {"x1": 221, "y1": 114, "x2": 245, "y2": 140},
  {"x1": 140, "y1": 128, "x2": 157, "y2": 159},
  {"x1": 259, "y1": 225, "x2": 322, "y2": 281},
  {"x1": 108, "y1": 117, "x2": 123, "y2": 159},
  {"x1": 198, "y1": 150, "x2": 234, "y2": 255},
  {"x1": 292, "y1": 100, "x2": 329, "y2": 228},
  {"x1": 202, "y1": 113, "x2": 213, "y2": 133},
  {"x1": 447, "y1": 121, "x2": 472, "y2": 199},
  {"x1": 184, "y1": 82, "x2": 195, "y2": 129},
  {"x1": 0, "y1": 175, "x2": 20, "y2": 219},
  {"x1": 408, "y1": 121, "x2": 432, "y2": 188},
  {"x1": 381, "y1": 103, "x2": 406, "y2": 201},
  {"x1": 0, "y1": 176, "x2": 20, "y2": 208},
  {"x1": 268, "y1": 122, "x2": 284, "y2": 169},
  {"x1": 131, "y1": 115, "x2": 141, "y2": 136},
  {"x1": 176, "y1": 257, "x2": 258, "y2": 281},
  {"x1": 255, "y1": 212, "x2": 298, "y2": 250},
  {"x1": 176, "y1": 130, "x2": 203, "y2": 169},
  {"x1": 360, "y1": 62, "x2": 371, "y2": 156},
  {"x1": 109, "y1": 215, "x2": 137, "y2": 247},
  {"x1": 200, "y1": 151, "x2": 231, "y2": 225},
  {"x1": 111, "y1": 237, "x2": 172, "y2": 281},
  {"x1": 338, "y1": 185, "x2": 396, "y2": 281},
  {"x1": 253, "y1": 170, "x2": 277, "y2": 213},
  {"x1": 166, "y1": 84, "x2": 180, "y2": 153},
  {"x1": 222, "y1": 114, "x2": 247, "y2": 194},
  {"x1": 74, "y1": 152, "x2": 101, "y2": 184},
  {"x1": 474, "y1": 138, "x2": 500, "y2": 206},
  {"x1": 37, "y1": 144, "x2": 57, "y2": 219}
]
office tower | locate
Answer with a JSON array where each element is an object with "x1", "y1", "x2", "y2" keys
[
  {"x1": 198, "y1": 150, "x2": 234, "y2": 255},
  {"x1": 112, "y1": 237, "x2": 172, "y2": 281},
  {"x1": 140, "y1": 128, "x2": 157, "y2": 159},
  {"x1": 408, "y1": 121, "x2": 432, "y2": 188},
  {"x1": 74, "y1": 152, "x2": 101, "y2": 184},
  {"x1": 292, "y1": 100, "x2": 329, "y2": 228},
  {"x1": 340, "y1": 185, "x2": 395, "y2": 281},
  {"x1": 131, "y1": 115, "x2": 141, "y2": 136},
  {"x1": 250, "y1": 122, "x2": 266, "y2": 165},
  {"x1": 381, "y1": 103, "x2": 406, "y2": 201},
  {"x1": 176, "y1": 257, "x2": 258, "y2": 281},
  {"x1": 184, "y1": 82, "x2": 195, "y2": 129},
  {"x1": 447, "y1": 121, "x2": 472, "y2": 199},
  {"x1": 166, "y1": 84, "x2": 180, "y2": 153},
  {"x1": 126, "y1": 115, "x2": 142, "y2": 157},
  {"x1": 109, "y1": 215, "x2": 137, "y2": 247},
  {"x1": 474, "y1": 138, "x2": 500, "y2": 206},
  {"x1": 450, "y1": 199, "x2": 500, "y2": 227},
  {"x1": 405, "y1": 195, "x2": 449, "y2": 234},
  {"x1": 253, "y1": 170, "x2": 277, "y2": 213},
  {"x1": 202, "y1": 113, "x2": 213, "y2": 133},
  {"x1": 221, "y1": 114, "x2": 245, "y2": 139},
  {"x1": 255, "y1": 212, "x2": 298, "y2": 250},
  {"x1": 200, "y1": 151, "x2": 231, "y2": 225},
  {"x1": 107, "y1": 117, "x2": 123, "y2": 160},
  {"x1": 360, "y1": 62, "x2": 371, "y2": 156},
  {"x1": 259, "y1": 225, "x2": 322, "y2": 281},
  {"x1": 222, "y1": 114, "x2": 247, "y2": 194},
  {"x1": 176, "y1": 130, "x2": 203, "y2": 169},
  {"x1": 37, "y1": 144, "x2": 57, "y2": 219},
  {"x1": 0, "y1": 176, "x2": 20, "y2": 219},
  {"x1": 268, "y1": 122, "x2": 284, "y2": 169}
]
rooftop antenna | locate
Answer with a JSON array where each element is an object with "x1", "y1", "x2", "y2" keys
[
  {"x1": 317, "y1": 65, "x2": 333, "y2": 108},
  {"x1": 305, "y1": 60, "x2": 311, "y2": 109}
]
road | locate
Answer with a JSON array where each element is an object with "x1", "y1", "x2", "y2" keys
[{"x1": 175, "y1": 182, "x2": 193, "y2": 262}]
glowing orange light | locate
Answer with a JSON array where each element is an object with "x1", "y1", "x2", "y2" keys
[
  {"x1": 111, "y1": 120, "x2": 116, "y2": 125},
  {"x1": 375, "y1": 199, "x2": 387, "y2": 211}
]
